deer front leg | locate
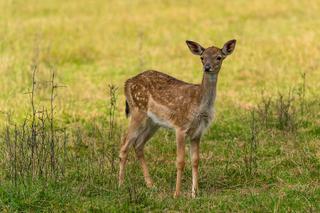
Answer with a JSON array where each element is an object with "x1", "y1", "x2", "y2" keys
[
  {"x1": 174, "y1": 130, "x2": 186, "y2": 198},
  {"x1": 191, "y1": 138, "x2": 200, "y2": 198}
]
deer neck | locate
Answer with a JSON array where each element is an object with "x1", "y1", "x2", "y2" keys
[{"x1": 199, "y1": 72, "x2": 218, "y2": 110}]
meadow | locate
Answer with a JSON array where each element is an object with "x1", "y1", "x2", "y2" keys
[{"x1": 0, "y1": 0, "x2": 319, "y2": 211}]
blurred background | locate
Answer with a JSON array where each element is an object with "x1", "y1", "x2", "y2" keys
[
  {"x1": 1, "y1": 0, "x2": 319, "y2": 120},
  {"x1": 0, "y1": 1, "x2": 319, "y2": 211}
]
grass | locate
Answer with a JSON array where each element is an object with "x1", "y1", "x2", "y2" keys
[{"x1": 0, "y1": 0, "x2": 320, "y2": 212}]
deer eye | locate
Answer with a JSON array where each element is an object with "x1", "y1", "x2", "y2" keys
[
  {"x1": 200, "y1": 56, "x2": 204, "y2": 61},
  {"x1": 216, "y1": 56, "x2": 222, "y2": 61}
]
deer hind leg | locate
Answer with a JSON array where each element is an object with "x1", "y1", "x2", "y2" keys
[
  {"x1": 134, "y1": 119, "x2": 159, "y2": 188},
  {"x1": 118, "y1": 111, "x2": 148, "y2": 187}
]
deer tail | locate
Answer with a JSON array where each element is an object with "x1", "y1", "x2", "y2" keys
[{"x1": 125, "y1": 100, "x2": 130, "y2": 118}]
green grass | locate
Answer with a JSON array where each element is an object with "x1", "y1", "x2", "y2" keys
[{"x1": 1, "y1": 0, "x2": 320, "y2": 212}]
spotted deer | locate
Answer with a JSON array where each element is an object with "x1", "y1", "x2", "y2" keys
[{"x1": 119, "y1": 39, "x2": 236, "y2": 197}]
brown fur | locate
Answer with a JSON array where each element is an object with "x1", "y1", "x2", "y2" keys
[
  {"x1": 119, "y1": 39, "x2": 236, "y2": 198},
  {"x1": 125, "y1": 70, "x2": 201, "y2": 128}
]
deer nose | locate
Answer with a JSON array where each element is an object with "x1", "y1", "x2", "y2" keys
[{"x1": 204, "y1": 64, "x2": 211, "y2": 72}]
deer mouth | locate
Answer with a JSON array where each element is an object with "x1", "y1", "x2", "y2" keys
[{"x1": 204, "y1": 68, "x2": 219, "y2": 74}]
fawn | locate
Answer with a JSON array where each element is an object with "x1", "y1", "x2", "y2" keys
[{"x1": 119, "y1": 39, "x2": 236, "y2": 197}]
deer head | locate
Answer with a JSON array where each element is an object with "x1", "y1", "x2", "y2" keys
[{"x1": 186, "y1": 39, "x2": 236, "y2": 73}]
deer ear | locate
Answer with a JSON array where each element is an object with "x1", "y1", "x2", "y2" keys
[
  {"x1": 186, "y1": 40, "x2": 205, "y2": 55},
  {"x1": 222, "y1": 39, "x2": 236, "y2": 55}
]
